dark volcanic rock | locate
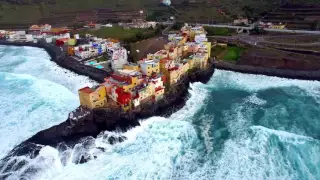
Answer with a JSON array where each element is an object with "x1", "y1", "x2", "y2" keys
[{"x1": 215, "y1": 61, "x2": 320, "y2": 81}]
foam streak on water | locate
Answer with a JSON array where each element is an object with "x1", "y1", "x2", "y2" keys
[
  {"x1": 1, "y1": 45, "x2": 320, "y2": 180},
  {"x1": 0, "y1": 45, "x2": 96, "y2": 159}
]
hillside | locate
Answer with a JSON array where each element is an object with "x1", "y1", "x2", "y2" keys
[{"x1": 0, "y1": 0, "x2": 319, "y2": 26}]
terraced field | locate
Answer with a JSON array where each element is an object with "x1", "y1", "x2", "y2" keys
[{"x1": 261, "y1": 5, "x2": 320, "y2": 30}]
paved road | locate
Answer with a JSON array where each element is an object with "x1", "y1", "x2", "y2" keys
[
  {"x1": 183, "y1": 22, "x2": 320, "y2": 35},
  {"x1": 188, "y1": 23, "x2": 254, "y2": 30}
]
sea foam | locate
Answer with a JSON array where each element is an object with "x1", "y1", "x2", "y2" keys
[{"x1": 0, "y1": 45, "x2": 96, "y2": 159}]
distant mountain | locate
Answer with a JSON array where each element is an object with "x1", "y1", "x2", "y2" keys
[{"x1": 0, "y1": 0, "x2": 318, "y2": 25}]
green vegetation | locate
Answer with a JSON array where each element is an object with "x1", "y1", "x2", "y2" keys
[
  {"x1": 211, "y1": 45, "x2": 245, "y2": 62},
  {"x1": 0, "y1": 0, "x2": 319, "y2": 24},
  {"x1": 96, "y1": 55, "x2": 108, "y2": 63},
  {"x1": 79, "y1": 27, "x2": 143, "y2": 40},
  {"x1": 223, "y1": 46, "x2": 245, "y2": 62},
  {"x1": 211, "y1": 45, "x2": 226, "y2": 57},
  {"x1": 78, "y1": 26, "x2": 160, "y2": 43},
  {"x1": 177, "y1": 6, "x2": 232, "y2": 23},
  {"x1": 204, "y1": 27, "x2": 235, "y2": 36},
  {"x1": 171, "y1": 22, "x2": 184, "y2": 31}
]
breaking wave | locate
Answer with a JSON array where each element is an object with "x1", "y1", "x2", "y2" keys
[{"x1": 0, "y1": 45, "x2": 96, "y2": 159}]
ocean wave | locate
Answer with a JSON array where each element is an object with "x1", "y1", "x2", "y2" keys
[
  {"x1": 0, "y1": 71, "x2": 80, "y2": 159},
  {"x1": 0, "y1": 46, "x2": 96, "y2": 160}
]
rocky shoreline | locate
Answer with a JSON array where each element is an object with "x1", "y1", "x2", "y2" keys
[{"x1": 215, "y1": 61, "x2": 320, "y2": 81}]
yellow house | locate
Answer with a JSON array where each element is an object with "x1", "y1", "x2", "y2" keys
[
  {"x1": 161, "y1": 63, "x2": 188, "y2": 86},
  {"x1": 123, "y1": 63, "x2": 140, "y2": 71},
  {"x1": 132, "y1": 83, "x2": 155, "y2": 107},
  {"x1": 122, "y1": 76, "x2": 142, "y2": 92},
  {"x1": 271, "y1": 24, "x2": 286, "y2": 29},
  {"x1": 154, "y1": 50, "x2": 168, "y2": 59},
  {"x1": 67, "y1": 46, "x2": 75, "y2": 56},
  {"x1": 185, "y1": 58, "x2": 194, "y2": 70},
  {"x1": 168, "y1": 47, "x2": 178, "y2": 60},
  {"x1": 180, "y1": 62, "x2": 190, "y2": 75},
  {"x1": 140, "y1": 60, "x2": 160, "y2": 76},
  {"x1": 203, "y1": 42, "x2": 212, "y2": 57},
  {"x1": 154, "y1": 88, "x2": 165, "y2": 101},
  {"x1": 178, "y1": 36, "x2": 187, "y2": 45},
  {"x1": 167, "y1": 69, "x2": 179, "y2": 85},
  {"x1": 78, "y1": 86, "x2": 107, "y2": 109},
  {"x1": 192, "y1": 53, "x2": 208, "y2": 69},
  {"x1": 147, "y1": 53, "x2": 154, "y2": 60}
]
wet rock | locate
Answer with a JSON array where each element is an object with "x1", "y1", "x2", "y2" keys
[
  {"x1": 79, "y1": 155, "x2": 90, "y2": 164},
  {"x1": 96, "y1": 147, "x2": 105, "y2": 152}
]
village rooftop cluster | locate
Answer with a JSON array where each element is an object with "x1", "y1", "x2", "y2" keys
[
  {"x1": 78, "y1": 24, "x2": 211, "y2": 111},
  {"x1": 0, "y1": 23, "x2": 134, "y2": 71}
]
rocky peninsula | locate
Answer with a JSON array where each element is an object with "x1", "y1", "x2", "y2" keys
[{"x1": 0, "y1": 41, "x2": 215, "y2": 167}]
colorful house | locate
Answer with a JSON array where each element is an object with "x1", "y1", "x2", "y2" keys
[
  {"x1": 123, "y1": 63, "x2": 140, "y2": 71},
  {"x1": 154, "y1": 50, "x2": 168, "y2": 59},
  {"x1": 111, "y1": 86, "x2": 132, "y2": 111},
  {"x1": 192, "y1": 52, "x2": 209, "y2": 69},
  {"x1": 78, "y1": 86, "x2": 107, "y2": 109},
  {"x1": 271, "y1": 24, "x2": 286, "y2": 29},
  {"x1": 67, "y1": 46, "x2": 75, "y2": 56},
  {"x1": 186, "y1": 42, "x2": 199, "y2": 53},
  {"x1": 140, "y1": 60, "x2": 160, "y2": 76}
]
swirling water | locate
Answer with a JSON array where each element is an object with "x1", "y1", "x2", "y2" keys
[
  {"x1": 0, "y1": 46, "x2": 319, "y2": 180},
  {"x1": 0, "y1": 45, "x2": 96, "y2": 159}
]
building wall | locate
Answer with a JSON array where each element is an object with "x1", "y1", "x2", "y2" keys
[
  {"x1": 181, "y1": 63, "x2": 190, "y2": 75},
  {"x1": 204, "y1": 42, "x2": 212, "y2": 58},
  {"x1": 187, "y1": 59, "x2": 194, "y2": 70},
  {"x1": 140, "y1": 61, "x2": 160, "y2": 76},
  {"x1": 122, "y1": 76, "x2": 141, "y2": 92},
  {"x1": 167, "y1": 70, "x2": 179, "y2": 85},
  {"x1": 168, "y1": 47, "x2": 178, "y2": 60},
  {"x1": 271, "y1": 25, "x2": 286, "y2": 29},
  {"x1": 78, "y1": 86, "x2": 107, "y2": 109},
  {"x1": 154, "y1": 88, "x2": 165, "y2": 101},
  {"x1": 123, "y1": 64, "x2": 140, "y2": 71}
]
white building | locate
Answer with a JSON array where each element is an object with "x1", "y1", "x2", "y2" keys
[
  {"x1": 140, "y1": 60, "x2": 158, "y2": 76},
  {"x1": 195, "y1": 34, "x2": 208, "y2": 43},
  {"x1": 111, "y1": 47, "x2": 128, "y2": 70}
]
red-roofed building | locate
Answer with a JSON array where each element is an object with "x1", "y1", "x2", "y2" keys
[
  {"x1": 110, "y1": 86, "x2": 132, "y2": 111},
  {"x1": 85, "y1": 22, "x2": 101, "y2": 30}
]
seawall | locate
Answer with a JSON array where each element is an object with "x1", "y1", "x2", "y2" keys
[
  {"x1": 0, "y1": 41, "x2": 110, "y2": 83},
  {"x1": 215, "y1": 61, "x2": 320, "y2": 81}
]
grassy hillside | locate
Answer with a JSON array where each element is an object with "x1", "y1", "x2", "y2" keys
[{"x1": 0, "y1": 0, "x2": 319, "y2": 25}]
